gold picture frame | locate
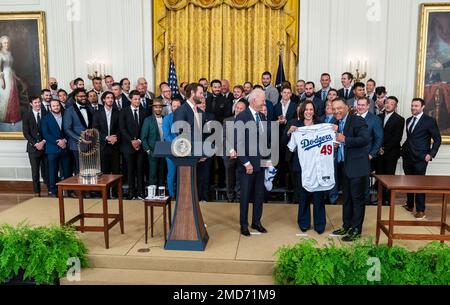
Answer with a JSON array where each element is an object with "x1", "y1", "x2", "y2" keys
[
  {"x1": 416, "y1": 3, "x2": 450, "y2": 144},
  {"x1": 0, "y1": 11, "x2": 48, "y2": 140}
]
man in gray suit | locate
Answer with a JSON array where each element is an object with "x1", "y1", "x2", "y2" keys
[
  {"x1": 63, "y1": 88, "x2": 92, "y2": 174},
  {"x1": 347, "y1": 82, "x2": 374, "y2": 114},
  {"x1": 262, "y1": 71, "x2": 279, "y2": 106}
]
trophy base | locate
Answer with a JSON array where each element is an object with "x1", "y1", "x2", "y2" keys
[{"x1": 78, "y1": 170, "x2": 103, "y2": 184}]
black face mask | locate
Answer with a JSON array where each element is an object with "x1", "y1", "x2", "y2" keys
[{"x1": 50, "y1": 84, "x2": 58, "y2": 91}]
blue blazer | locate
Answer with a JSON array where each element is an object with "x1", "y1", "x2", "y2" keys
[
  {"x1": 41, "y1": 114, "x2": 68, "y2": 155},
  {"x1": 234, "y1": 108, "x2": 271, "y2": 173},
  {"x1": 363, "y1": 112, "x2": 384, "y2": 157},
  {"x1": 341, "y1": 114, "x2": 371, "y2": 178},
  {"x1": 163, "y1": 112, "x2": 177, "y2": 142},
  {"x1": 63, "y1": 104, "x2": 93, "y2": 151}
]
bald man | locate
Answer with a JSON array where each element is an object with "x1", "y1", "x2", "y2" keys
[
  {"x1": 221, "y1": 79, "x2": 234, "y2": 105},
  {"x1": 137, "y1": 77, "x2": 155, "y2": 100}
]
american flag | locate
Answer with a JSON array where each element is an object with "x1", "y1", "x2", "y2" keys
[{"x1": 168, "y1": 57, "x2": 180, "y2": 97}]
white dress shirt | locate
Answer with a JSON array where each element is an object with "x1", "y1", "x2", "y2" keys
[
  {"x1": 281, "y1": 100, "x2": 291, "y2": 117},
  {"x1": 76, "y1": 103, "x2": 89, "y2": 126},
  {"x1": 105, "y1": 107, "x2": 112, "y2": 136}
]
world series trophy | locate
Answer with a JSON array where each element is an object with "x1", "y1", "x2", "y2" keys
[{"x1": 78, "y1": 129, "x2": 102, "y2": 184}]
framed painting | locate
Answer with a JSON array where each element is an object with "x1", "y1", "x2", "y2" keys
[
  {"x1": 0, "y1": 11, "x2": 48, "y2": 140},
  {"x1": 416, "y1": 3, "x2": 450, "y2": 144}
]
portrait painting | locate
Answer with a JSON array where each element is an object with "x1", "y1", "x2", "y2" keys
[
  {"x1": 416, "y1": 4, "x2": 450, "y2": 144},
  {"x1": 0, "y1": 12, "x2": 47, "y2": 139}
]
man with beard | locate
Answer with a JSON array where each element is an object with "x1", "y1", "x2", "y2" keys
[
  {"x1": 302, "y1": 82, "x2": 324, "y2": 117},
  {"x1": 40, "y1": 89, "x2": 52, "y2": 116},
  {"x1": 49, "y1": 77, "x2": 59, "y2": 99},
  {"x1": 64, "y1": 88, "x2": 93, "y2": 174},
  {"x1": 262, "y1": 72, "x2": 279, "y2": 106}
]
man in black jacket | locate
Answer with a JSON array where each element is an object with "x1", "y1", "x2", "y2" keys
[
  {"x1": 376, "y1": 96, "x2": 405, "y2": 204},
  {"x1": 22, "y1": 95, "x2": 48, "y2": 196},
  {"x1": 402, "y1": 98, "x2": 442, "y2": 220},
  {"x1": 331, "y1": 97, "x2": 370, "y2": 242}
]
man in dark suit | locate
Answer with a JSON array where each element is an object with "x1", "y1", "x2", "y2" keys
[
  {"x1": 173, "y1": 83, "x2": 207, "y2": 148},
  {"x1": 221, "y1": 79, "x2": 234, "y2": 105},
  {"x1": 111, "y1": 82, "x2": 131, "y2": 111},
  {"x1": 274, "y1": 85, "x2": 298, "y2": 188},
  {"x1": 356, "y1": 97, "x2": 384, "y2": 203},
  {"x1": 40, "y1": 89, "x2": 52, "y2": 117},
  {"x1": 366, "y1": 79, "x2": 377, "y2": 103},
  {"x1": 137, "y1": 83, "x2": 153, "y2": 114},
  {"x1": 315, "y1": 73, "x2": 334, "y2": 102},
  {"x1": 376, "y1": 96, "x2": 405, "y2": 204},
  {"x1": 235, "y1": 88, "x2": 271, "y2": 236},
  {"x1": 64, "y1": 89, "x2": 92, "y2": 175},
  {"x1": 301, "y1": 81, "x2": 324, "y2": 117},
  {"x1": 331, "y1": 97, "x2": 370, "y2": 242},
  {"x1": 22, "y1": 95, "x2": 48, "y2": 196},
  {"x1": 92, "y1": 91, "x2": 121, "y2": 177},
  {"x1": 64, "y1": 88, "x2": 93, "y2": 174},
  {"x1": 41, "y1": 100, "x2": 71, "y2": 197},
  {"x1": 402, "y1": 98, "x2": 442, "y2": 220},
  {"x1": 120, "y1": 90, "x2": 149, "y2": 200},
  {"x1": 87, "y1": 90, "x2": 104, "y2": 112},
  {"x1": 222, "y1": 101, "x2": 247, "y2": 202},
  {"x1": 207, "y1": 80, "x2": 232, "y2": 188},
  {"x1": 347, "y1": 82, "x2": 375, "y2": 113},
  {"x1": 338, "y1": 72, "x2": 355, "y2": 101},
  {"x1": 199, "y1": 78, "x2": 212, "y2": 100}
]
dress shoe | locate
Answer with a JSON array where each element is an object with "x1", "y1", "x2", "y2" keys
[
  {"x1": 342, "y1": 228, "x2": 361, "y2": 242},
  {"x1": 300, "y1": 226, "x2": 311, "y2": 233},
  {"x1": 329, "y1": 227, "x2": 349, "y2": 237},
  {"x1": 240, "y1": 227, "x2": 251, "y2": 237},
  {"x1": 251, "y1": 224, "x2": 268, "y2": 233},
  {"x1": 414, "y1": 211, "x2": 426, "y2": 220},
  {"x1": 402, "y1": 204, "x2": 413, "y2": 213}
]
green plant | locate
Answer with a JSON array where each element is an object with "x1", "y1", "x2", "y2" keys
[
  {"x1": 273, "y1": 238, "x2": 450, "y2": 285},
  {"x1": 0, "y1": 223, "x2": 89, "y2": 285}
]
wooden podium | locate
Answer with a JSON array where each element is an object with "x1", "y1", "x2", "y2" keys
[{"x1": 154, "y1": 142, "x2": 209, "y2": 251}]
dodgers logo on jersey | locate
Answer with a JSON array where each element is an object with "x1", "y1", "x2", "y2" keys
[{"x1": 300, "y1": 135, "x2": 333, "y2": 151}]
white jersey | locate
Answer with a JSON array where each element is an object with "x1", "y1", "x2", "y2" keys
[{"x1": 287, "y1": 123, "x2": 336, "y2": 192}]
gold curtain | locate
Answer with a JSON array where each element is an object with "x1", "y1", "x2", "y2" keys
[{"x1": 153, "y1": 0, "x2": 298, "y2": 94}]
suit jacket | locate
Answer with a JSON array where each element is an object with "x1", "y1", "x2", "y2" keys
[
  {"x1": 113, "y1": 94, "x2": 131, "y2": 111},
  {"x1": 140, "y1": 97, "x2": 153, "y2": 114},
  {"x1": 41, "y1": 113, "x2": 68, "y2": 155},
  {"x1": 222, "y1": 92, "x2": 234, "y2": 106},
  {"x1": 141, "y1": 115, "x2": 162, "y2": 155},
  {"x1": 163, "y1": 112, "x2": 177, "y2": 143},
  {"x1": 338, "y1": 88, "x2": 355, "y2": 101},
  {"x1": 92, "y1": 107, "x2": 121, "y2": 155},
  {"x1": 340, "y1": 113, "x2": 371, "y2": 178},
  {"x1": 87, "y1": 103, "x2": 104, "y2": 113},
  {"x1": 315, "y1": 88, "x2": 335, "y2": 101},
  {"x1": 223, "y1": 116, "x2": 236, "y2": 156},
  {"x1": 63, "y1": 104, "x2": 93, "y2": 151},
  {"x1": 362, "y1": 112, "x2": 384, "y2": 157},
  {"x1": 40, "y1": 103, "x2": 51, "y2": 117},
  {"x1": 402, "y1": 114, "x2": 442, "y2": 162},
  {"x1": 320, "y1": 114, "x2": 337, "y2": 124},
  {"x1": 379, "y1": 112, "x2": 405, "y2": 159},
  {"x1": 234, "y1": 108, "x2": 271, "y2": 173},
  {"x1": 347, "y1": 98, "x2": 375, "y2": 114},
  {"x1": 206, "y1": 94, "x2": 232, "y2": 124},
  {"x1": 173, "y1": 101, "x2": 207, "y2": 145},
  {"x1": 273, "y1": 100, "x2": 298, "y2": 122},
  {"x1": 22, "y1": 110, "x2": 44, "y2": 154},
  {"x1": 119, "y1": 106, "x2": 148, "y2": 154}
]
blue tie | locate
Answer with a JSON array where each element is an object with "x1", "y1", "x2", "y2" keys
[
  {"x1": 322, "y1": 90, "x2": 327, "y2": 101},
  {"x1": 338, "y1": 120, "x2": 345, "y2": 162},
  {"x1": 255, "y1": 112, "x2": 261, "y2": 132}
]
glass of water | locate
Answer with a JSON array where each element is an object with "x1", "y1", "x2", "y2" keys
[{"x1": 158, "y1": 186, "x2": 166, "y2": 198}]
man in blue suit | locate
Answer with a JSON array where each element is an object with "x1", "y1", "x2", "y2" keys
[
  {"x1": 234, "y1": 88, "x2": 271, "y2": 237},
  {"x1": 41, "y1": 100, "x2": 71, "y2": 197},
  {"x1": 356, "y1": 97, "x2": 384, "y2": 203},
  {"x1": 63, "y1": 88, "x2": 93, "y2": 174},
  {"x1": 402, "y1": 98, "x2": 442, "y2": 220},
  {"x1": 331, "y1": 97, "x2": 370, "y2": 242}
]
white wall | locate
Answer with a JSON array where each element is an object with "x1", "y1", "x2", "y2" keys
[
  {"x1": 0, "y1": 0, "x2": 154, "y2": 181},
  {"x1": 299, "y1": 0, "x2": 450, "y2": 175},
  {"x1": 0, "y1": 0, "x2": 449, "y2": 181}
]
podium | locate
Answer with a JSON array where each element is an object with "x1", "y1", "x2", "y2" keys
[{"x1": 154, "y1": 141, "x2": 209, "y2": 251}]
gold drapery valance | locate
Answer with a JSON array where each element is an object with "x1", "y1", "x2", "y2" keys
[{"x1": 153, "y1": 0, "x2": 298, "y2": 92}]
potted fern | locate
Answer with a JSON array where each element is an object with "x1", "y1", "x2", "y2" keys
[{"x1": 0, "y1": 223, "x2": 89, "y2": 285}]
